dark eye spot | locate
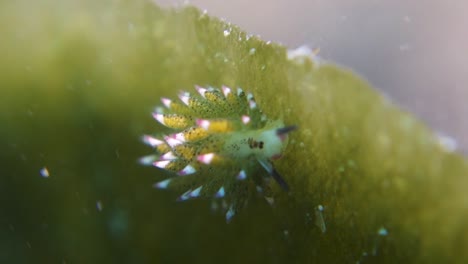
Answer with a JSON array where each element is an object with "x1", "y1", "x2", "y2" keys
[
  {"x1": 248, "y1": 138, "x2": 254, "y2": 149},
  {"x1": 259, "y1": 141, "x2": 264, "y2": 149}
]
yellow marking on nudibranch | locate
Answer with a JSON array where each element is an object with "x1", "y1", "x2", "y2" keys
[
  {"x1": 204, "y1": 90, "x2": 227, "y2": 105},
  {"x1": 180, "y1": 127, "x2": 210, "y2": 142},
  {"x1": 181, "y1": 94, "x2": 216, "y2": 117},
  {"x1": 162, "y1": 99, "x2": 194, "y2": 116},
  {"x1": 173, "y1": 144, "x2": 197, "y2": 161},
  {"x1": 198, "y1": 119, "x2": 234, "y2": 133},
  {"x1": 155, "y1": 113, "x2": 193, "y2": 129}
]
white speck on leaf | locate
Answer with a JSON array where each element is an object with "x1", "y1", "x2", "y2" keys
[
  {"x1": 128, "y1": 22, "x2": 134, "y2": 32},
  {"x1": 287, "y1": 45, "x2": 321, "y2": 65},
  {"x1": 287, "y1": 45, "x2": 312, "y2": 59},
  {"x1": 437, "y1": 133, "x2": 458, "y2": 152}
]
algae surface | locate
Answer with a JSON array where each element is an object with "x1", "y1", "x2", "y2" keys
[{"x1": 1, "y1": 0, "x2": 467, "y2": 263}]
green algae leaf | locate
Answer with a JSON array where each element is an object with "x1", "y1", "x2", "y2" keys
[{"x1": 1, "y1": 0, "x2": 467, "y2": 263}]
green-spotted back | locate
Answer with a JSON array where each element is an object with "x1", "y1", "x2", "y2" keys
[{"x1": 140, "y1": 85, "x2": 296, "y2": 222}]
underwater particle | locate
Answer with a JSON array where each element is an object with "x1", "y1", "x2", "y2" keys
[
  {"x1": 141, "y1": 85, "x2": 296, "y2": 221},
  {"x1": 377, "y1": 227, "x2": 388, "y2": 236},
  {"x1": 127, "y1": 22, "x2": 135, "y2": 32},
  {"x1": 403, "y1": 15, "x2": 412, "y2": 23},
  {"x1": 39, "y1": 167, "x2": 50, "y2": 178},
  {"x1": 96, "y1": 200, "x2": 103, "y2": 212},
  {"x1": 315, "y1": 204, "x2": 326, "y2": 233},
  {"x1": 264, "y1": 196, "x2": 275, "y2": 206},
  {"x1": 372, "y1": 226, "x2": 389, "y2": 256},
  {"x1": 399, "y1": 43, "x2": 410, "y2": 51}
]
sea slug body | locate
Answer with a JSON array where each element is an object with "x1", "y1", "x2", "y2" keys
[{"x1": 140, "y1": 85, "x2": 296, "y2": 221}]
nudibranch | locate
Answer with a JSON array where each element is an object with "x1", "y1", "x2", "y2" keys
[{"x1": 140, "y1": 85, "x2": 296, "y2": 221}]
